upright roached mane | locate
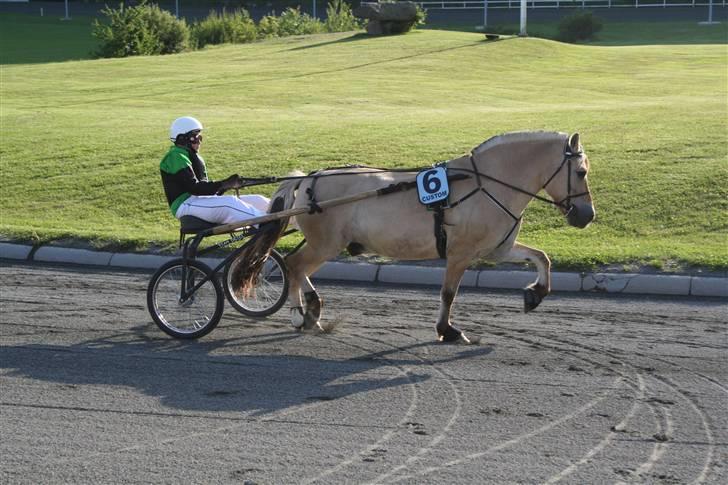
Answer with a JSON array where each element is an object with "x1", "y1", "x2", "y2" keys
[{"x1": 244, "y1": 131, "x2": 595, "y2": 342}]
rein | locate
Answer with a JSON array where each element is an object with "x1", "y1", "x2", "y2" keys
[
  {"x1": 237, "y1": 165, "x2": 429, "y2": 188},
  {"x1": 240, "y1": 143, "x2": 587, "y2": 213},
  {"x1": 237, "y1": 141, "x2": 588, "y2": 256}
]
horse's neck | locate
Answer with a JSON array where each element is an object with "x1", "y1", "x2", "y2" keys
[{"x1": 455, "y1": 137, "x2": 562, "y2": 211}]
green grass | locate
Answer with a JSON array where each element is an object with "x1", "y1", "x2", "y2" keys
[
  {"x1": 431, "y1": 20, "x2": 728, "y2": 46},
  {"x1": 0, "y1": 13, "x2": 98, "y2": 64},
  {"x1": 1, "y1": 24, "x2": 726, "y2": 272}
]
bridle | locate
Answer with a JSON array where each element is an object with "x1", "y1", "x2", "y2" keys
[
  {"x1": 541, "y1": 142, "x2": 591, "y2": 213},
  {"x1": 438, "y1": 139, "x2": 590, "y2": 248}
]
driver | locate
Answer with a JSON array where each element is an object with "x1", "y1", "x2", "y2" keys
[{"x1": 160, "y1": 116, "x2": 270, "y2": 225}]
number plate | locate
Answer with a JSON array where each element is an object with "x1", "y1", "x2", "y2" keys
[{"x1": 416, "y1": 167, "x2": 449, "y2": 206}]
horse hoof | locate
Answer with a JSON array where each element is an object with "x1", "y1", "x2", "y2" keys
[
  {"x1": 524, "y1": 288, "x2": 542, "y2": 313},
  {"x1": 465, "y1": 334, "x2": 481, "y2": 345},
  {"x1": 291, "y1": 307, "x2": 305, "y2": 329},
  {"x1": 317, "y1": 320, "x2": 337, "y2": 333},
  {"x1": 303, "y1": 292, "x2": 322, "y2": 329},
  {"x1": 438, "y1": 325, "x2": 462, "y2": 343},
  {"x1": 303, "y1": 312, "x2": 319, "y2": 330}
]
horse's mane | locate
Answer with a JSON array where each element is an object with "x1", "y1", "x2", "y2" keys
[{"x1": 472, "y1": 131, "x2": 566, "y2": 156}]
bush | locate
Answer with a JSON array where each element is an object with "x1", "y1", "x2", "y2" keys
[
  {"x1": 324, "y1": 0, "x2": 362, "y2": 33},
  {"x1": 414, "y1": 4, "x2": 427, "y2": 28},
  {"x1": 191, "y1": 9, "x2": 258, "y2": 48},
  {"x1": 257, "y1": 14, "x2": 281, "y2": 38},
  {"x1": 144, "y1": 4, "x2": 190, "y2": 54},
  {"x1": 276, "y1": 7, "x2": 325, "y2": 36},
  {"x1": 557, "y1": 11, "x2": 603, "y2": 43},
  {"x1": 92, "y1": 1, "x2": 189, "y2": 58}
]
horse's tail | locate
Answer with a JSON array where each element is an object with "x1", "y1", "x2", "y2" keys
[
  {"x1": 270, "y1": 170, "x2": 305, "y2": 228},
  {"x1": 231, "y1": 171, "x2": 304, "y2": 295}
]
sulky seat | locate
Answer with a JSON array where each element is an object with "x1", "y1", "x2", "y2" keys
[{"x1": 179, "y1": 215, "x2": 219, "y2": 247}]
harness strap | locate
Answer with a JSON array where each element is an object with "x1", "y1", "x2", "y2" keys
[
  {"x1": 306, "y1": 175, "x2": 324, "y2": 214},
  {"x1": 433, "y1": 202, "x2": 448, "y2": 259},
  {"x1": 285, "y1": 238, "x2": 307, "y2": 260},
  {"x1": 428, "y1": 173, "x2": 473, "y2": 259}
]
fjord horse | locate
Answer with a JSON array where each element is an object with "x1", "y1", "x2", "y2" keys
[{"x1": 264, "y1": 131, "x2": 594, "y2": 342}]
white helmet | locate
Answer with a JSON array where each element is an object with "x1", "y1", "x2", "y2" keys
[{"x1": 169, "y1": 116, "x2": 203, "y2": 141}]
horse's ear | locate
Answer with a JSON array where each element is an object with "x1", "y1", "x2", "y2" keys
[{"x1": 569, "y1": 133, "x2": 581, "y2": 153}]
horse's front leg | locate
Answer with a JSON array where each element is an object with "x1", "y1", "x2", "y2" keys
[
  {"x1": 502, "y1": 241, "x2": 551, "y2": 313},
  {"x1": 301, "y1": 276, "x2": 322, "y2": 329},
  {"x1": 436, "y1": 257, "x2": 472, "y2": 343}
]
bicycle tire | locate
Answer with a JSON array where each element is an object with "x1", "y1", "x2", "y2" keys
[
  {"x1": 223, "y1": 249, "x2": 289, "y2": 317},
  {"x1": 147, "y1": 259, "x2": 224, "y2": 339}
]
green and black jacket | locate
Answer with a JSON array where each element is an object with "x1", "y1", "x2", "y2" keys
[{"x1": 160, "y1": 145, "x2": 223, "y2": 215}]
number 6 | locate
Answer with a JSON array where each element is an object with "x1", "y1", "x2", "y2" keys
[{"x1": 423, "y1": 170, "x2": 441, "y2": 194}]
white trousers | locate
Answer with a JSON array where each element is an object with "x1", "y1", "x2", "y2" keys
[{"x1": 175, "y1": 194, "x2": 271, "y2": 225}]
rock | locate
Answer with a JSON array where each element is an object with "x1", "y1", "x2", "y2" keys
[
  {"x1": 380, "y1": 2, "x2": 418, "y2": 22},
  {"x1": 353, "y1": 3, "x2": 381, "y2": 19},
  {"x1": 353, "y1": 1, "x2": 419, "y2": 36}
]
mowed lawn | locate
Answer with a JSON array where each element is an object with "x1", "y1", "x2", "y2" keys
[
  {"x1": 1, "y1": 26, "x2": 726, "y2": 270},
  {"x1": 0, "y1": 13, "x2": 97, "y2": 64}
]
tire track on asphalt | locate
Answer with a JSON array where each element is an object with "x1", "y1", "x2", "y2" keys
[
  {"x1": 387, "y1": 381, "x2": 623, "y2": 483},
  {"x1": 475, "y1": 322, "x2": 716, "y2": 484},
  {"x1": 319, "y1": 292, "x2": 667, "y2": 483},
  {"x1": 358, "y1": 328, "x2": 464, "y2": 485},
  {"x1": 302, "y1": 330, "x2": 434, "y2": 484},
  {"x1": 383, "y1": 318, "x2": 664, "y2": 484},
  {"x1": 373, "y1": 324, "x2": 642, "y2": 483}
]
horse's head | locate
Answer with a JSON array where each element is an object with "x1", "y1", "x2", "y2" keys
[{"x1": 542, "y1": 133, "x2": 595, "y2": 229}]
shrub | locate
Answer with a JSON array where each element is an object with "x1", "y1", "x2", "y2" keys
[
  {"x1": 276, "y1": 7, "x2": 325, "y2": 36},
  {"x1": 557, "y1": 11, "x2": 603, "y2": 43},
  {"x1": 143, "y1": 4, "x2": 190, "y2": 54},
  {"x1": 191, "y1": 9, "x2": 258, "y2": 48},
  {"x1": 414, "y1": 4, "x2": 427, "y2": 28},
  {"x1": 257, "y1": 14, "x2": 281, "y2": 38},
  {"x1": 324, "y1": 0, "x2": 362, "y2": 33},
  {"x1": 92, "y1": 1, "x2": 189, "y2": 58}
]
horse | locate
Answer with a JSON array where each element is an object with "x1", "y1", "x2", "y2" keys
[{"x1": 255, "y1": 131, "x2": 595, "y2": 342}]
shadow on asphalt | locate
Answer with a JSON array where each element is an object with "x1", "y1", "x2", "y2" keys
[{"x1": 1, "y1": 326, "x2": 493, "y2": 416}]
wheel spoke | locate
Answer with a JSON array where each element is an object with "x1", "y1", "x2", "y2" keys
[
  {"x1": 148, "y1": 262, "x2": 222, "y2": 338},
  {"x1": 224, "y1": 250, "x2": 288, "y2": 317}
]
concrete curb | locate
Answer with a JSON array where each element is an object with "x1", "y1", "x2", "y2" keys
[{"x1": 1, "y1": 242, "x2": 726, "y2": 298}]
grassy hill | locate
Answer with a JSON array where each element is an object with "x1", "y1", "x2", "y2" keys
[{"x1": 1, "y1": 29, "x2": 726, "y2": 271}]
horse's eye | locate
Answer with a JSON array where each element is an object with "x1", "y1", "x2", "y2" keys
[{"x1": 576, "y1": 170, "x2": 587, "y2": 179}]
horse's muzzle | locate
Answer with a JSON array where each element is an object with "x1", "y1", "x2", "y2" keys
[{"x1": 566, "y1": 203, "x2": 595, "y2": 228}]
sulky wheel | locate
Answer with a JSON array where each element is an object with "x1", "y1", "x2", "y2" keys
[
  {"x1": 223, "y1": 249, "x2": 288, "y2": 317},
  {"x1": 147, "y1": 259, "x2": 224, "y2": 339}
]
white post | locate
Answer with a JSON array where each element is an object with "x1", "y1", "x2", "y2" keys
[
  {"x1": 63, "y1": 0, "x2": 70, "y2": 20},
  {"x1": 483, "y1": 0, "x2": 488, "y2": 28},
  {"x1": 699, "y1": 0, "x2": 721, "y2": 24},
  {"x1": 519, "y1": 0, "x2": 527, "y2": 36},
  {"x1": 313, "y1": 0, "x2": 317, "y2": 18},
  {"x1": 175, "y1": 0, "x2": 179, "y2": 19}
]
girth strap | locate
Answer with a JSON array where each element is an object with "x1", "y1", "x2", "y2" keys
[
  {"x1": 433, "y1": 202, "x2": 448, "y2": 259},
  {"x1": 429, "y1": 172, "x2": 470, "y2": 259}
]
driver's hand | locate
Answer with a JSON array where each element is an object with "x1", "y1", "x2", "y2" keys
[{"x1": 221, "y1": 174, "x2": 242, "y2": 190}]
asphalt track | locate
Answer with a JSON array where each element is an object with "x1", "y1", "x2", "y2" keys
[{"x1": 1, "y1": 262, "x2": 726, "y2": 484}]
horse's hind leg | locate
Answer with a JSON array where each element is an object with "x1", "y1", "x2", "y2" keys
[
  {"x1": 285, "y1": 244, "x2": 333, "y2": 330},
  {"x1": 503, "y1": 242, "x2": 551, "y2": 313},
  {"x1": 436, "y1": 257, "x2": 472, "y2": 343}
]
